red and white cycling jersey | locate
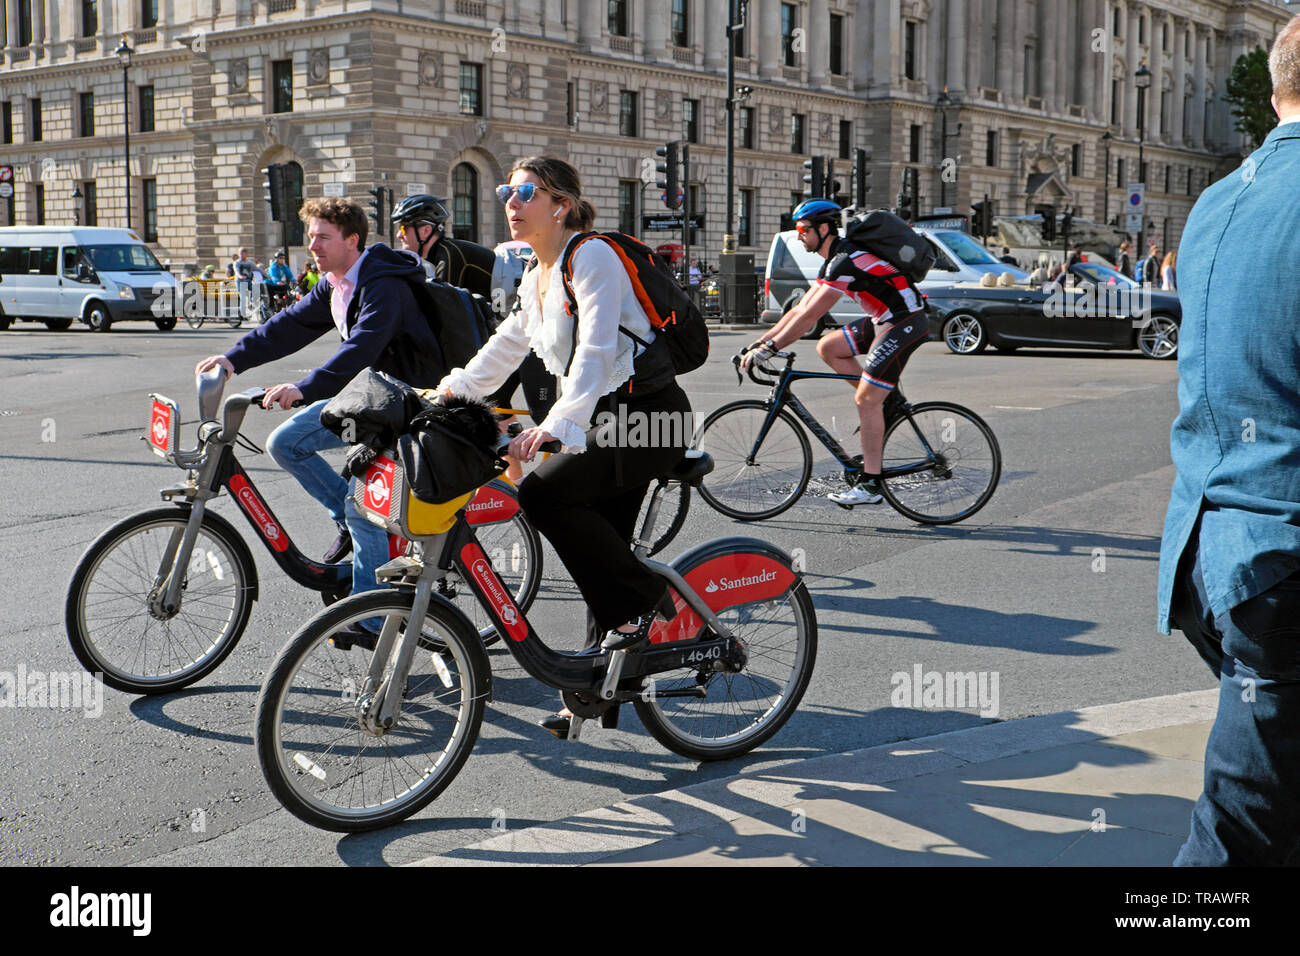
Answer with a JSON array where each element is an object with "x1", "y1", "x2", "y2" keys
[{"x1": 814, "y1": 238, "x2": 925, "y2": 325}]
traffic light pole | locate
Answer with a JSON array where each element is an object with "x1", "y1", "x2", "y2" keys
[
  {"x1": 682, "y1": 145, "x2": 692, "y2": 290},
  {"x1": 724, "y1": 0, "x2": 737, "y2": 254}
]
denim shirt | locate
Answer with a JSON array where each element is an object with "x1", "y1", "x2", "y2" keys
[{"x1": 1157, "y1": 122, "x2": 1300, "y2": 632}]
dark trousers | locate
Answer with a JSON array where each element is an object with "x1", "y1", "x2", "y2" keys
[
  {"x1": 518, "y1": 382, "x2": 690, "y2": 639},
  {"x1": 1169, "y1": 525, "x2": 1300, "y2": 866}
]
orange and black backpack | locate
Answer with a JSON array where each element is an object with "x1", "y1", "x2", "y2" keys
[{"x1": 553, "y1": 232, "x2": 710, "y2": 379}]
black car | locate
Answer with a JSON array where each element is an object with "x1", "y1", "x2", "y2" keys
[{"x1": 926, "y1": 261, "x2": 1181, "y2": 359}]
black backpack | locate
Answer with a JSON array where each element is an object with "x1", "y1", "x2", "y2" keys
[
  {"x1": 401, "y1": 277, "x2": 501, "y2": 375},
  {"x1": 843, "y1": 210, "x2": 937, "y2": 283},
  {"x1": 554, "y1": 232, "x2": 710, "y2": 378}
]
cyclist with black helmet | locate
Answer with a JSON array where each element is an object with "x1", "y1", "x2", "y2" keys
[
  {"x1": 390, "y1": 193, "x2": 495, "y2": 297},
  {"x1": 742, "y1": 199, "x2": 929, "y2": 506}
]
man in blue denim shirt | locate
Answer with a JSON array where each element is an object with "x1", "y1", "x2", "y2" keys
[{"x1": 1158, "y1": 14, "x2": 1300, "y2": 866}]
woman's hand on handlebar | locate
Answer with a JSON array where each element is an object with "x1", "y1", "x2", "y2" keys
[
  {"x1": 196, "y1": 355, "x2": 234, "y2": 379},
  {"x1": 262, "y1": 383, "x2": 304, "y2": 410},
  {"x1": 509, "y1": 427, "x2": 558, "y2": 462}
]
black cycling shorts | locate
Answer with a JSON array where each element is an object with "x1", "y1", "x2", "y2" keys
[{"x1": 839, "y1": 313, "x2": 930, "y2": 391}]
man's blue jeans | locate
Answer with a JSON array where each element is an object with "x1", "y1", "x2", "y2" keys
[
  {"x1": 266, "y1": 400, "x2": 389, "y2": 608},
  {"x1": 1170, "y1": 534, "x2": 1300, "y2": 866}
]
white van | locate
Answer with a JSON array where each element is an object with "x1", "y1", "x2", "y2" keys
[
  {"x1": 761, "y1": 225, "x2": 1032, "y2": 330},
  {"x1": 0, "y1": 227, "x2": 178, "y2": 332}
]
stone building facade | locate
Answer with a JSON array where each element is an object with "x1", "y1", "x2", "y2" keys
[{"x1": 0, "y1": 0, "x2": 1292, "y2": 272}]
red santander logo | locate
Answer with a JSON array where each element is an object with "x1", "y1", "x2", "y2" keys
[
  {"x1": 461, "y1": 542, "x2": 527, "y2": 641},
  {"x1": 466, "y1": 486, "x2": 519, "y2": 525},
  {"x1": 229, "y1": 474, "x2": 288, "y2": 552},
  {"x1": 364, "y1": 457, "x2": 396, "y2": 514},
  {"x1": 149, "y1": 402, "x2": 171, "y2": 451}
]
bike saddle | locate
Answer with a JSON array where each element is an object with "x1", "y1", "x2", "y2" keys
[{"x1": 668, "y1": 450, "x2": 714, "y2": 486}]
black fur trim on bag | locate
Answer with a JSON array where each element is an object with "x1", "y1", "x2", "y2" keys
[
  {"x1": 399, "y1": 396, "x2": 508, "y2": 504},
  {"x1": 407, "y1": 395, "x2": 501, "y2": 451}
]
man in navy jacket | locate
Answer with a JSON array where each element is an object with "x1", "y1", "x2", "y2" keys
[{"x1": 197, "y1": 197, "x2": 443, "y2": 635}]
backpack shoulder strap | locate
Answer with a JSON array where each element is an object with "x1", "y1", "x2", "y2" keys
[{"x1": 558, "y1": 232, "x2": 606, "y2": 376}]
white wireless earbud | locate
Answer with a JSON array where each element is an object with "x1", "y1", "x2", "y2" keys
[{"x1": 554, "y1": 209, "x2": 565, "y2": 221}]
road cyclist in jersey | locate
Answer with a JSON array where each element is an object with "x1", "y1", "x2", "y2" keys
[{"x1": 741, "y1": 199, "x2": 930, "y2": 506}]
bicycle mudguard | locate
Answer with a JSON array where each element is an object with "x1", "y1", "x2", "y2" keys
[
  {"x1": 649, "y1": 537, "x2": 801, "y2": 645},
  {"x1": 464, "y1": 477, "x2": 520, "y2": 527}
]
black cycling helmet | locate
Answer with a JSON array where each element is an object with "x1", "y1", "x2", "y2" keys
[{"x1": 390, "y1": 193, "x2": 450, "y2": 225}]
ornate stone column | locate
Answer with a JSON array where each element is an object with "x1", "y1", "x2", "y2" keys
[
  {"x1": 578, "y1": 0, "x2": 603, "y2": 48},
  {"x1": 808, "y1": 0, "x2": 828, "y2": 86},
  {"x1": 945, "y1": 0, "x2": 965, "y2": 94},
  {"x1": 644, "y1": 0, "x2": 668, "y2": 61},
  {"x1": 1055, "y1": 0, "x2": 1071, "y2": 110},
  {"x1": 1191, "y1": 22, "x2": 1206, "y2": 149},
  {"x1": 1094, "y1": 0, "x2": 1109, "y2": 120},
  {"x1": 1125, "y1": 4, "x2": 1140, "y2": 137},
  {"x1": 759, "y1": 0, "x2": 781, "y2": 80},
  {"x1": 1037, "y1": 0, "x2": 1055, "y2": 106},
  {"x1": 965, "y1": 0, "x2": 982, "y2": 95},
  {"x1": 1172, "y1": 15, "x2": 1186, "y2": 145},
  {"x1": 874, "y1": 0, "x2": 898, "y2": 91},
  {"x1": 1011, "y1": 0, "x2": 1026, "y2": 99},
  {"x1": 703, "y1": 0, "x2": 727, "y2": 69},
  {"x1": 996, "y1": 0, "x2": 1015, "y2": 96}
]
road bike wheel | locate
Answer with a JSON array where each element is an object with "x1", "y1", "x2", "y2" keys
[
  {"x1": 636, "y1": 480, "x2": 690, "y2": 557},
  {"x1": 635, "y1": 576, "x2": 817, "y2": 761},
  {"x1": 452, "y1": 510, "x2": 542, "y2": 647},
  {"x1": 878, "y1": 402, "x2": 1002, "y2": 525},
  {"x1": 255, "y1": 589, "x2": 487, "y2": 832},
  {"x1": 65, "y1": 507, "x2": 256, "y2": 694},
  {"x1": 694, "y1": 401, "x2": 812, "y2": 521}
]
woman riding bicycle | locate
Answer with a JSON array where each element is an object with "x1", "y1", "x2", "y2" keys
[{"x1": 437, "y1": 156, "x2": 690, "y2": 738}]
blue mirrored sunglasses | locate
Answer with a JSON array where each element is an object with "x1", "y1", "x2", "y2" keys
[{"x1": 496, "y1": 182, "x2": 538, "y2": 204}]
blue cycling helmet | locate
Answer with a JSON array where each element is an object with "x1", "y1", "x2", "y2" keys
[{"x1": 791, "y1": 198, "x2": 842, "y2": 225}]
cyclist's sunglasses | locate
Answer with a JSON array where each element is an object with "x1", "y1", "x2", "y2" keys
[
  {"x1": 396, "y1": 221, "x2": 436, "y2": 236},
  {"x1": 496, "y1": 182, "x2": 540, "y2": 204},
  {"x1": 795, "y1": 222, "x2": 818, "y2": 236}
]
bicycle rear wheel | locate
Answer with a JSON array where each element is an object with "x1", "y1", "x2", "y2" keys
[
  {"x1": 635, "y1": 571, "x2": 817, "y2": 761},
  {"x1": 879, "y1": 402, "x2": 1001, "y2": 525},
  {"x1": 694, "y1": 401, "x2": 812, "y2": 521},
  {"x1": 256, "y1": 589, "x2": 487, "y2": 832},
  {"x1": 65, "y1": 507, "x2": 256, "y2": 694}
]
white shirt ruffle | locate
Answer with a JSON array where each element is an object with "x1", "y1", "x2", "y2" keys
[{"x1": 438, "y1": 234, "x2": 656, "y2": 452}]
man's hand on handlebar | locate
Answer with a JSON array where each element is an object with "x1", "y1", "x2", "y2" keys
[
  {"x1": 196, "y1": 355, "x2": 234, "y2": 379},
  {"x1": 509, "y1": 427, "x2": 559, "y2": 462},
  {"x1": 739, "y1": 339, "x2": 777, "y2": 372},
  {"x1": 262, "y1": 384, "x2": 304, "y2": 410}
]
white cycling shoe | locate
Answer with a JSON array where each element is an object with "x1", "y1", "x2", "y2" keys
[{"x1": 828, "y1": 482, "x2": 883, "y2": 507}]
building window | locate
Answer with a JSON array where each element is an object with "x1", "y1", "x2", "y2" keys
[
  {"x1": 986, "y1": 130, "x2": 998, "y2": 167},
  {"x1": 740, "y1": 106, "x2": 755, "y2": 149},
  {"x1": 608, "y1": 0, "x2": 629, "y2": 37},
  {"x1": 139, "y1": 85, "x2": 155, "y2": 132},
  {"x1": 17, "y1": 1, "x2": 32, "y2": 46},
  {"x1": 829, "y1": 13, "x2": 845, "y2": 76},
  {"x1": 79, "y1": 92, "x2": 95, "y2": 138},
  {"x1": 909, "y1": 124, "x2": 921, "y2": 163},
  {"x1": 566, "y1": 81, "x2": 575, "y2": 126},
  {"x1": 683, "y1": 98, "x2": 699, "y2": 143},
  {"x1": 1071, "y1": 143, "x2": 1081, "y2": 176},
  {"x1": 839, "y1": 120, "x2": 851, "y2": 160},
  {"x1": 459, "y1": 63, "x2": 483, "y2": 116},
  {"x1": 1186, "y1": 165, "x2": 1193, "y2": 196},
  {"x1": 1113, "y1": 7, "x2": 1121, "y2": 37},
  {"x1": 687, "y1": 182, "x2": 702, "y2": 219},
  {"x1": 1024, "y1": 45, "x2": 1036, "y2": 97},
  {"x1": 791, "y1": 112, "x2": 805, "y2": 153},
  {"x1": 1162, "y1": 22, "x2": 1169, "y2": 52},
  {"x1": 452, "y1": 163, "x2": 479, "y2": 242},
  {"x1": 283, "y1": 163, "x2": 305, "y2": 245},
  {"x1": 33, "y1": 184, "x2": 45, "y2": 225},
  {"x1": 781, "y1": 3, "x2": 798, "y2": 67},
  {"x1": 619, "y1": 90, "x2": 638, "y2": 137},
  {"x1": 618, "y1": 180, "x2": 639, "y2": 237},
  {"x1": 271, "y1": 60, "x2": 293, "y2": 114},
  {"x1": 1136, "y1": 85, "x2": 1146, "y2": 131},
  {"x1": 1185, "y1": 30, "x2": 1191, "y2": 59},
  {"x1": 1163, "y1": 164, "x2": 1170, "y2": 193},
  {"x1": 142, "y1": 0, "x2": 159, "y2": 30},
  {"x1": 734, "y1": 0, "x2": 748, "y2": 58},
  {"x1": 142, "y1": 178, "x2": 157, "y2": 242},
  {"x1": 1160, "y1": 89, "x2": 1170, "y2": 135},
  {"x1": 1138, "y1": 15, "x2": 1145, "y2": 45},
  {"x1": 739, "y1": 188, "x2": 754, "y2": 246},
  {"x1": 1112, "y1": 78, "x2": 1121, "y2": 125},
  {"x1": 2, "y1": 102, "x2": 11, "y2": 144},
  {"x1": 904, "y1": 20, "x2": 917, "y2": 80},
  {"x1": 671, "y1": 0, "x2": 689, "y2": 47},
  {"x1": 30, "y1": 98, "x2": 41, "y2": 142},
  {"x1": 81, "y1": 0, "x2": 97, "y2": 37},
  {"x1": 1140, "y1": 160, "x2": 1148, "y2": 184},
  {"x1": 83, "y1": 181, "x2": 97, "y2": 226},
  {"x1": 1116, "y1": 158, "x2": 1125, "y2": 186}
]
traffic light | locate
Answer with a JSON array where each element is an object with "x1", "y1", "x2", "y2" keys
[
  {"x1": 896, "y1": 189, "x2": 915, "y2": 222},
  {"x1": 802, "y1": 156, "x2": 825, "y2": 200},
  {"x1": 1061, "y1": 205, "x2": 1074, "y2": 240},
  {"x1": 262, "y1": 164, "x2": 287, "y2": 222},
  {"x1": 852, "y1": 147, "x2": 871, "y2": 208},
  {"x1": 656, "y1": 141, "x2": 681, "y2": 211},
  {"x1": 971, "y1": 200, "x2": 993, "y2": 239},
  {"x1": 1035, "y1": 203, "x2": 1057, "y2": 242},
  {"x1": 368, "y1": 187, "x2": 386, "y2": 235}
]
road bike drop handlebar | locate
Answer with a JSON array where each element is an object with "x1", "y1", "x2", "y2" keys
[{"x1": 733, "y1": 347, "x2": 795, "y2": 388}]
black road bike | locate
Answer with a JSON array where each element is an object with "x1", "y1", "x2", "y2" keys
[{"x1": 693, "y1": 350, "x2": 1002, "y2": 525}]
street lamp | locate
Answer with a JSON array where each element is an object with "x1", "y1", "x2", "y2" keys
[
  {"x1": 1134, "y1": 62, "x2": 1151, "y2": 249},
  {"x1": 723, "y1": 0, "x2": 748, "y2": 255},
  {"x1": 72, "y1": 185, "x2": 83, "y2": 226},
  {"x1": 935, "y1": 87, "x2": 959, "y2": 209},
  {"x1": 1101, "y1": 130, "x2": 1112, "y2": 225},
  {"x1": 115, "y1": 34, "x2": 134, "y2": 230}
]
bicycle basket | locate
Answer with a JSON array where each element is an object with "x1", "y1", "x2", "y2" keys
[{"x1": 354, "y1": 451, "x2": 473, "y2": 539}]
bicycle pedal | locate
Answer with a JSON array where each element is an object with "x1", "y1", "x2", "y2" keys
[
  {"x1": 567, "y1": 716, "x2": 585, "y2": 742},
  {"x1": 600, "y1": 706, "x2": 620, "y2": 730},
  {"x1": 834, "y1": 502, "x2": 855, "y2": 511}
]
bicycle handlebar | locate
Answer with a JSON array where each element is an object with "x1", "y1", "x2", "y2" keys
[
  {"x1": 500, "y1": 420, "x2": 561, "y2": 456},
  {"x1": 732, "y1": 348, "x2": 794, "y2": 388}
]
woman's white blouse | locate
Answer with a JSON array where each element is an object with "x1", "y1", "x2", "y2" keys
[{"x1": 438, "y1": 234, "x2": 656, "y2": 452}]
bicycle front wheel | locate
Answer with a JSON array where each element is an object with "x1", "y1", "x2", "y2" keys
[
  {"x1": 65, "y1": 507, "x2": 256, "y2": 694},
  {"x1": 634, "y1": 579, "x2": 817, "y2": 761},
  {"x1": 255, "y1": 589, "x2": 487, "y2": 832},
  {"x1": 879, "y1": 402, "x2": 1001, "y2": 525},
  {"x1": 694, "y1": 401, "x2": 812, "y2": 521}
]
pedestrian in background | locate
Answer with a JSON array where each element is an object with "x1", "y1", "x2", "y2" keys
[
  {"x1": 1161, "y1": 250, "x2": 1177, "y2": 291},
  {"x1": 1158, "y1": 11, "x2": 1300, "y2": 867},
  {"x1": 998, "y1": 246, "x2": 1018, "y2": 267},
  {"x1": 1140, "y1": 241, "x2": 1161, "y2": 284},
  {"x1": 1116, "y1": 240, "x2": 1133, "y2": 278}
]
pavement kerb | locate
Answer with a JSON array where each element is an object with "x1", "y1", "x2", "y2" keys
[{"x1": 407, "y1": 689, "x2": 1218, "y2": 867}]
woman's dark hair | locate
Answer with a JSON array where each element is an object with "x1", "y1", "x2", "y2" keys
[{"x1": 510, "y1": 155, "x2": 597, "y2": 231}]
